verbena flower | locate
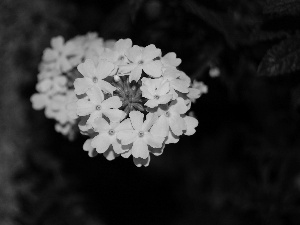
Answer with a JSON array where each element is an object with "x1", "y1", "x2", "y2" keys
[
  {"x1": 125, "y1": 44, "x2": 162, "y2": 82},
  {"x1": 31, "y1": 35, "x2": 206, "y2": 166},
  {"x1": 140, "y1": 77, "x2": 172, "y2": 108},
  {"x1": 74, "y1": 59, "x2": 116, "y2": 95},
  {"x1": 117, "y1": 111, "x2": 164, "y2": 163},
  {"x1": 76, "y1": 87, "x2": 125, "y2": 126}
]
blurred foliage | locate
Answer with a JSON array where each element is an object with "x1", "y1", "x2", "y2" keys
[{"x1": 1, "y1": 0, "x2": 300, "y2": 225}]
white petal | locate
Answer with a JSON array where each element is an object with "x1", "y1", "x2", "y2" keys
[
  {"x1": 91, "y1": 133, "x2": 111, "y2": 154},
  {"x1": 165, "y1": 130, "x2": 180, "y2": 144},
  {"x1": 158, "y1": 94, "x2": 172, "y2": 105},
  {"x1": 129, "y1": 66, "x2": 142, "y2": 82},
  {"x1": 98, "y1": 80, "x2": 116, "y2": 94},
  {"x1": 112, "y1": 140, "x2": 125, "y2": 154},
  {"x1": 92, "y1": 117, "x2": 110, "y2": 133},
  {"x1": 117, "y1": 130, "x2": 137, "y2": 145},
  {"x1": 74, "y1": 78, "x2": 93, "y2": 95},
  {"x1": 142, "y1": 44, "x2": 161, "y2": 62},
  {"x1": 102, "y1": 96, "x2": 122, "y2": 109},
  {"x1": 132, "y1": 138, "x2": 149, "y2": 159},
  {"x1": 140, "y1": 86, "x2": 154, "y2": 100},
  {"x1": 169, "y1": 114, "x2": 186, "y2": 136},
  {"x1": 161, "y1": 52, "x2": 181, "y2": 67},
  {"x1": 143, "y1": 60, "x2": 162, "y2": 77},
  {"x1": 144, "y1": 132, "x2": 164, "y2": 148},
  {"x1": 86, "y1": 111, "x2": 102, "y2": 126},
  {"x1": 86, "y1": 87, "x2": 104, "y2": 105},
  {"x1": 171, "y1": 79, "x2": 189, "y2": 93},
  {"x1": 126, "y1": 45, "x2": 143, "y2": 63},
  {"x1": 115, "y1": 39, "x2": 132, "y2": 52},
  {"x1": 170, "y1": 98, "x2": 188, "y2": 115},
  {"x1": 76, "y1": 99, "x2": 95, "y2": 116},
  {"x1": 183, "y1": 116, "x2": 198, "y2": 135},
  {"x1": 80, "y1": 59, "x2": 97, "y2": 78},
  {"x1": 115, "y1": 118, "x2": 133, "y2": 132},
  {"x1": 83, "y1": 139, "x2": 98, "y2": 157},
  {"x1": 142, "y1": 112, "x2": 158, "y2": 131},
  {"x1": 150, "y1": 115, "x2": 169, "y2": 137},
  {"x1": 145, "y1": 99, "x2": 159, "y2": 108},
  {"x1": 96, "y1": 60, "x2": 115, "y2": 79},
  {"x1": 129, "y1": 111, "x2": 144, "y2": 130},
  {"x1": 156, "y1": 80, "x2": 170, "y2": 95},
  {"x1": 103, "y1": 109, "x2": 126, "y2": 122},
  {"x1": 162, "y1": 68, "x2": 181, "y2": 80}
]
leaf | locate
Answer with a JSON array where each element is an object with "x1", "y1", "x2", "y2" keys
[
  {"x1": 258, "y1": 36, "x2": 300, "y2": 76},
  {"x1": 264, "y1": 0, "x2": 300, "y2": 16},
  {"x1": 182, "y1": 0, "x2": 236, "y2": 48},
  {"x1": 250, "y1": 30, "x2": 289, "y2": 42}
]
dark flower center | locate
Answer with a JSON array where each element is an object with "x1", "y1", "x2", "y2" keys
[
  {"x1": 165, "y1": 111, "x2": 170, "y2": 117},
  {"x1": 108, "y1": 129, "x2": 115, "y2": 135},
  {"x1": 112, "y1": 76, "x2": 144, "y2": 114},
  {"x1": 138, "y1": 131, "x2": 144, "y2": 137},
  {"x1": 93, "y1": 77, "x2": 98, "y2": 83}
]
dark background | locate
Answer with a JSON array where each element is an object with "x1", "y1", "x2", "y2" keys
[{"x1": 1, "y1": 0, "x2": 300, "y2": 224}]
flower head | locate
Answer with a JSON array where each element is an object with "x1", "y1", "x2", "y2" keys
[{"x1": 31, "y1": 35, "x2": 204, "y2": 167}]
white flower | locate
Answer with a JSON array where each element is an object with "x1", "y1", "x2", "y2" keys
[
  {"x1": 125, "y1": 44, "x2": 162, "y2": 82},
  {"x1": 140, "y1": 77, "x2": 172, "y2": 108},
  {"x1": 76, "y1": 87, "x2": 125, "y2": 126},
  {"x1": 117, "y1": 111, "x2": 164, "y2": 162},
  {"x1": 74, "y1": 59, "x2": 116, "y2": 95},
  {"x1": 91, "y1": 117, "x2": 132, "y2": 154},
  {"x1": 151, "y1": 98, "x2": 188, "y2": 137}
]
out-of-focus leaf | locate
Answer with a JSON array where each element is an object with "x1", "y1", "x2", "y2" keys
[
  {"x1": 129, "y1": 0, "x2": 145, "y2": 21},
  {"x1": 264, "y1": 0, "x2": 300, "y2": 16},
  {"x1": 250, "y1": 30, "x2": 289, "y2": 42},
  {"x1": 101, "y1": 2, "x2": 131, "y2": 37},
  {"x1": 258, "y1": 36, "x2": 300, "y2": 76},
  {"x1": 183, "y1": 0, "x2": 236, "y2": 48}
]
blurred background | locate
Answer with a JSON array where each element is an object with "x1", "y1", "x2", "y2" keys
[{"x1": 1, "y1": 0, "x2": 300, "y2": 224}]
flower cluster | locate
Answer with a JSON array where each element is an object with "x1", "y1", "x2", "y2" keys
[
  {"x1": 74, "y1": 38, "x2": 205, "y2": 167},
  {"x1": 30, "y1": 33, "x2": 115, "y2": 138}
]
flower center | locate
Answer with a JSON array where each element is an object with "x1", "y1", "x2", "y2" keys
[
  {"x1": 93, "y1": 77, "x2": 98, "y2": 83},
  {"x1": 118, "y1": 56, "x2": 124, "y2": 61},
  {"x1": 154, "y1": 95, "x2": 160, "y2": 100},
  {"x1": 112, "y1": 76, "x2": 144, "y2": 114},
  {"x1": 96, "y1": 105, "x2": 101, "y2": 111},
  {"x1": 138, "y1": 131, "x2": 144, "y2": 137},
  {"x1": 138, "y1": 60, "x2": 144, "y2": 65},
  {"x1": 108, "y1": 129, "x2": 115, "y2": 135}
]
